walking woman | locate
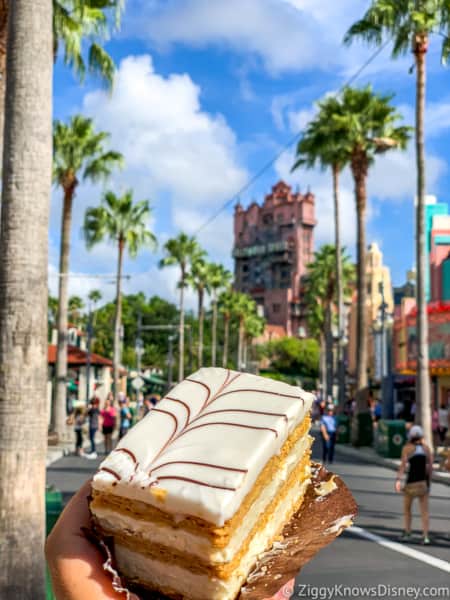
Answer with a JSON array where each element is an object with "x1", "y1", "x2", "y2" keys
[
  {"x1": 100, "y1": 397, "x2": 116, "y2": 455},
  {"x1": 320, "y1": 404, "x2": 337, "y2": 464},
  {"x1": 395, "y1": 425, "x2": 433, "y2": 544}
]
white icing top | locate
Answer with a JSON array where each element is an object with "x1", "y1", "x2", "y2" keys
[{"x1": 92, "y1": 368, "x2": 313, "y2": 526}]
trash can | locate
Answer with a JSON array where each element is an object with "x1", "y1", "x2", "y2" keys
[
  {"x1": 46, "y1": 486, "x2": 63, "y2": 600},
  {"x1": 336, "y1": 414, "x2": 350, "y2": 444},
  {"x1": 351, "y1": 412, "x2": 373, "y2": 447},
  {"x1": 375, "y1": 419, "x2": 406, "y2": 458}
]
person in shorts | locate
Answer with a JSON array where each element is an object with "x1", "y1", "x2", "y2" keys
[
  {"x1": 100, "y1": 397, "x2": 116, "y2": 454},
  {"x1": 73, "y1": 407, "x2": 85, "y2": 456},
  {"x1": 395, "y1": 425, "x2": 433, "y2": 544}
]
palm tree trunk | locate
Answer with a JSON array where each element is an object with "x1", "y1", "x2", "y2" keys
[
  {"x1": 333, "y1": 164, "x2": 345, "y2": 408},
  {"x1": 243, "y1": 336, "x2": 249, "y2": 370},
  {"x1": 113, "y1": 237, "x2": 124, "y2": 403},
  {"x1": 52, "y1": 188, "x2": 74, "y2": 440},
  {"x1": 197, "y1": 287, "x2": 204, "y2": 368},
  {"x1": 325, "y1": 301, "x2": 333, "y2": 400},
  {"x1": 352, "y1": 151, "x2": 369, "y2": 404},
  {"x1": 178, "y1": 267, "x2": 185, "y2": 382},
  {"x1": 0, "y1": 0, "x2": 52, "y2": 596},
  {"x1": 222, "y1": 314, "x2": 230, "y2": 368},
  {"x1": 238, "y1": 317, "x2": 244, "y2": 370},
  {"x1": 319, "y1": 332, "x2": 326, "y2": 397},
  {"x1": 414, "y1": 35, "x2": 432, "y2": 447},
  {"x1": 0, "y1": 0, "x2": 8, "y2": 166},
  {"x1": 211, "y1": 292, "x2": 218, "y2": 367}
]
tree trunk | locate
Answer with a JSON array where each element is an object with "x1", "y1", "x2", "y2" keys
[
  {"x1": 0, "y1": 0, "x2": 8, "y2": 167},
  {"x1": 319, "y1": 332, "x2": 326, "y2": 398},
  {"x1": 414, "y1": 35, "x2": 432, "y2": 447},
  {"x1": 243, "y1": 336, "x2": 249, "y2": 370},
  {"x1": 51, "y1": 187, "x2": 75, "y2": 440},
  {"x1": 333, "y1": 164, "x2": 345, "y2": 408},
  {"x1": 351, "y1": 149, "x2": 369, "y2": 405},
  {"x1": 113, "y1": 238, "x2": 124, "y2": 403},
  {"x1": 237, "y1": 317, "x2": 244, "y2": 370},
  {"x1": 325, "y1": 301, "x2": 333, "y2": 401},
  {"x1": 0, "y1": 0, "x2": 52, "y2": 597},
  {"x1": 178, "y1": 267, "x2": 185, "y2": 382},
  {"x1": 211, "y1": 292, "x2": 218, "y2": 367},
  {"x1": 222, "y1": 314, "x2": 230, "y2": 368},
  {"x1": 197, "y1": 286, "x2": 204, "y2": 368}
]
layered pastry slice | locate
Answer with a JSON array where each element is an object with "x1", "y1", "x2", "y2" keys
[{"x1": 90, "y1": 368, "x2": 314, "y2": 600}]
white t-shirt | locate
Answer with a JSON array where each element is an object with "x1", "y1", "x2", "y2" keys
[{"x1": 438, "y1": 407, "x2": 449, "y2": 428}]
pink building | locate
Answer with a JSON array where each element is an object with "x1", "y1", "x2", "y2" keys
[{"x1": 233, "y1": 181, "x2": 316, "y2": 336}]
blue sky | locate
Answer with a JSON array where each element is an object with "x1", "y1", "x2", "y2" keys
[{"x1": 50, "y1": 0, "x2": 450, "y2": 308}]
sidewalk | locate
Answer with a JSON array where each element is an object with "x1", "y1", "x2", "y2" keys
[{"x1": 336, "y1": 443, "x2": 450, "y2": 486}]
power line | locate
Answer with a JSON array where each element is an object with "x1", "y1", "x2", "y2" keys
[{"x1": 194, "y1": 40, "x2": 390, "y2": 236}]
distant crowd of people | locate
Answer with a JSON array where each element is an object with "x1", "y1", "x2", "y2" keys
[{"x1": 68, "y1": 392, "x2": 161, "y2": 458}]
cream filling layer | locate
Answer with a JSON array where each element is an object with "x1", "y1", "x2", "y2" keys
[
  {"x1": 114, "y1": 477, "x2": 310, "y2": 600},
  {"x1": 92, "y1": 434, "x2": 312, "y2": 564}
]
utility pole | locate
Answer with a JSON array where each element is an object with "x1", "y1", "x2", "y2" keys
[
  {"x1": 167, "y1": 335, "x2": 175, "y2": 390},
  {"x1": 85, "y1": 311, "x2": 93, "y2": 403}
]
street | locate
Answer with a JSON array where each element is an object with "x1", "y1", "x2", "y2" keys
[{"x1": 47, "y1": 438, "x2": 450, "y2": 599}]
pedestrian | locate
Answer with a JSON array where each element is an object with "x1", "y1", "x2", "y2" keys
[
  {"x1": 100, "y1": 397, "x2": 116, "y2": 454},
  {"x1": 73, "y1": 407, "x2": 85, "y2": 457},
  {"x1": 86, "y1": 397, "x2": 100, "y2": 458},
  {"x1": 142, "y1": 396, "x2": 153, "y2": 418},
  {"x1": 437, "y1": 400, "x2": 449, "y2": 445},
  {"x1": 119, "y1": 397, "x2": 132, "y2": 439},
  {"x1": 320, "y1": 404, "x2": 337, "y2": 464},
  {"x1": 395, "y1": 425, "x2": 433, "y2": 545}
]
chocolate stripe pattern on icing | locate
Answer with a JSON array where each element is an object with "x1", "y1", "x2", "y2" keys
[{"x1": 94, "y1": 368, "x2": 313, "y2": 525}]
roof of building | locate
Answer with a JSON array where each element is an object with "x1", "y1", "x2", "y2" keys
[{"x1": 48, "y1": 345, "x2": 113, "y2": 367}]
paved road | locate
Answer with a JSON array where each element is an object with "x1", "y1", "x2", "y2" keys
[
  {"x1": 295, "y1": 437, "x2": 450, "y2": 599},
  {"x1": 47, "y1": 436, "x2": 450, "y2": 599}
]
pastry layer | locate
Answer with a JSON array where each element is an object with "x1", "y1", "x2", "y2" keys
[
  {"x1": 93, "y1": 368, "x2": 314, "y2": 526},
  {"x1": 91, "y1": 414, "x2": 311, "y2": 552},
  {"x1": 92, "y1": 431, "x2": 312, "y2": 564},
  {"x1": 113, "y1": 475, "x2": 311, "y2": 600}
]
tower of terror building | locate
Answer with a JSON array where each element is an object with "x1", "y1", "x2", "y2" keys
[{"x1": 233, "y1": 181, "x2": 316, "y2": 336}]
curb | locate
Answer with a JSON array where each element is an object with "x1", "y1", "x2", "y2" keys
[{"x1": 336, "y1": 443, "x2": 450, "y2": 486}]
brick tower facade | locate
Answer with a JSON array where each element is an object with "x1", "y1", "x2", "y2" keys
[{"x1": 233, "y1": 181, "x2": 316, "y2": 337}]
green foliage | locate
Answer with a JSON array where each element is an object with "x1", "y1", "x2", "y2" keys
[
  {"x1": 344, "y1": 0, "x2": 450, "y2": 63},
  {"x1": 159, "y1": 233, "x2": 206, "y2": 282},
  {"x1": 53, "y1": 115, "x2": 123, "y2": 191},
  {"x1": 260, "y1": 337, "x2": 320, "y2": 379},
  {"x1": 292, "y1": 95, "x2": 350, "y2": 173},
  {"x1": 331, "y1": 86, "x2": 411, "y2": 171},
  {"x1": 92, "y1": 294, "x2": 179, "y2": 368},
  {"x1": 84, "y1": 190, "x2": 157, "y2": 256},
  {"x1": 303, "y1": 244, "x2": 355, "y2": 337},
  {"x1": 54, "y1": 0, "x2": 123, "y2": 86}
]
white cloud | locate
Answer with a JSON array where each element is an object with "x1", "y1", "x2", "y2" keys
[
  {"x1": 126, "y1": 0, "x2": 373, "y2": 76},
  {"x1": 83, "y1": 55, "x2": 247, "y2": 236}
]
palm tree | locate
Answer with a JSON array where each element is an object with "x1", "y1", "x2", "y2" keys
[
  {"x1": 332, "y1": 86, "x2": 410, "y2": 405},
  {"x1": 233, "y1": 292, "x2": 257, "y2": 371},
  {"x1": 52, "y1": 115, "x2": 122, "y2": 440},
  {"x1": 208, "y1": 263, "x2": 232, "y2": 367},
  {"x1": 243, "y1": 312, "x2": 266, "y2": 369},
  {"x1": 84, "y1": 190, "x2": 157, "y2": 402},
  {"x1": 304, "y1": 245, "x2": 355, "y2": 400},
  {"x1": 187, "y1": 258, "x2": 211, "y2": 369},
  {"x1": 344, "y1": 0, "x2": 447, "y2": 451},
  {"x1": 292, "y1": 94, "x2": 350, "y2": 405},
  {"x1": 159, "y1": 234, "x2": 205, "y2": 381},
  {"x1": 0, "y1": 0, "x2": 52, "y2": 595},
  {"x1": 218, "y1": 288, "x2": 237, "y2": 369},
  {"x1": 0, "y1": 0, "x2": 123, "y2": 161},
  {"x1": 68, "y1": 295, "x2": 85, "y2": 326}
]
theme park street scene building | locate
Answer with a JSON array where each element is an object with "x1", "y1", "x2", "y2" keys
[
  {"x1": 394, "y1": 196, "x2": 450, "y2": 414},
  {"x1": 233, "y1": 181, "x2": 316, "y2": 337}
]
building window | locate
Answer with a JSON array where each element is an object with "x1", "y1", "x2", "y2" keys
[
  {"x1": 367, "y1": 282, "x2": 372, "y2": 295},
  {"x1": 242, "y1": 264, "x2": 249, "y2": 273},
  {"x1": 273, "y1": 303, "x2": 281, "y2": 313},
  {"x1": 263, "y1": 214, "x2": 273, "y2": 225},
  {"x1": 276, "y1": 213, "x2": 283, "y2": 223}
]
